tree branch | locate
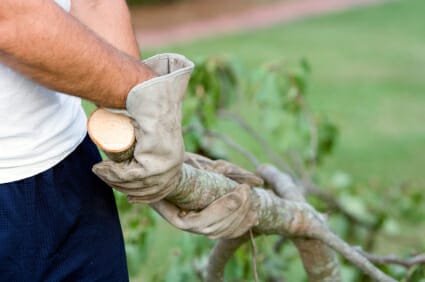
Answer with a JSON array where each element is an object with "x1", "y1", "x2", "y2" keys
[
  {"x1": 355, "y1": 249, "x2": 425, "y2": 268},
  {"x1": 258, "y1": 164, "x2": 341, "y2": 282},
  {"x1": 164, "y1": 163, "x2": 397, "y2": 282},
  {"x1": 206, "y1": 237, "x2": 249, "y2": 282}
]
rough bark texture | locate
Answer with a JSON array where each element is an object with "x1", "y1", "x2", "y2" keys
[
  {"x1": 294, "y1": 239, "x2": 340, "y2": 282},
  {"x1": 165, "y1": 163, "x2": 397, "y2": 282},
  {"x1": 258, "y1": 165, "x2": 341, "y2": 282},
  {"x1": 104, "y1": 143, "x2": 135, "y2": 162},
  {"x1": 167, "y1": 164, "x2": 341, "y2": 281}
]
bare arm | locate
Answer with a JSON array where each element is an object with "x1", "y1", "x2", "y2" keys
[
  {"x1": 0, "y1": 0, "x2": 155, "y2": 108},
  {"x1": 70, "y1": 0, "x2": 140, "y2": 58}
]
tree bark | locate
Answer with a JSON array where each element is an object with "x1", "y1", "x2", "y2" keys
[{"x1": 163, "y1": 164, "x2": 397, "y2": 282}]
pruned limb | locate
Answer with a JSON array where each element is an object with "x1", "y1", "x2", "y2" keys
[
  {"x1": 206, "y1": 237, "x2": 249, "y2": 282},
  {"x1": 318, "y1": 232, "x2": 396, "y2": 282},
  {"x1": 258, "y1": 164, "x2": 341, "y2": 282},
  {"x1": 294, "y1": 239, "x2": 340, "y2": 282},
  {"x1": 166, "y1": 164, "x2": 397, "y2": 282},
  {"x1": 88, "y1": 108, "x2": 135, "y2": 162}
]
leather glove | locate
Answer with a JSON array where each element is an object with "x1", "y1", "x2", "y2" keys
[
  {"x1": 93, "y1": 53, "x2": 194, "y2": 203},
  {"x1": 151, "y1": 184, "x2": 258, "y2": 239},
  {"x1": 150, "y1": 153, "x2": 262, "y2": 239},
  {"x1": 184, "y1": 152, "x2": 264, "y2": 187}
]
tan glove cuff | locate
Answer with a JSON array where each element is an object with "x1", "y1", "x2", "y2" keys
[{"x1": 126, "y1": 53, "x2": 195, "y2": 114}]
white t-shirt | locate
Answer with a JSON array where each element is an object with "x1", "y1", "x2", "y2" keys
[{"x1": 0, "y1": 0, "x2": 88, "y2": 183}]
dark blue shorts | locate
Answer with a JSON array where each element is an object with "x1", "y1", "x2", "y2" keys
[{"x1": 0, "y1": 135, "x2": 128, "y2": 282}]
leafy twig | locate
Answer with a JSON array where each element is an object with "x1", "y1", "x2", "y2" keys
[{"x1": 318, "y1": 232, "x2": 397, "y2": 282}]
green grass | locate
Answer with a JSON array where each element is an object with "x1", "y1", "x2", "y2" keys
[{"x1": 145, "y1": 0, "x2": 425, "y2": 188}]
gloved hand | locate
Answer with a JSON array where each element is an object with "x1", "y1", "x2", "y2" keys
[
  {"x1": 93, "y1": 53, "x2": 194, "y2": 203},
  {"x1": 151, "y1": 184, "x2": 258, "y2": 239},
  {"x1": 184, "y1": 152, "x2": 264, "y2": 187},
  {"x1": 150, "y1": 153, "x2": 262, "y2": 239}
]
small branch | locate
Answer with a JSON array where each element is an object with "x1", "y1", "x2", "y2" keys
[
  {"x1": 318, "y1": 232, "x2": 397, "y2": 282},
  {"x1": 259, "y1": 164, "x2": 304, "y2": 202},
  {"x1": 205, "y1": 221, "x2": 259, "y2": 281},
  {"x1": 355, "y1": 249, "x2": 425, "y2": 268},
  {"x1": 206, "y1": 237, "x2": 248, "y2": 282}
]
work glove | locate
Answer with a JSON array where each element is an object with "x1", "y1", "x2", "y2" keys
[
  {"x1": 150, "y1": 153, "x2": 262, "y2": 239},
  {"x1": 93, "y1": 53, "x2": 194, "y2": 203},
  {"x1": 151, "y1": 184, "x2": 257, "y2": 239},
  {"x1": 184, "y1": 152, "x2": 264, "y2": 187}
]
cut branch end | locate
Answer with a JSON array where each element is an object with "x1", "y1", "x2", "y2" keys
[{"x1": 87, "y1": 108, "x2": 135, "y2": 162}]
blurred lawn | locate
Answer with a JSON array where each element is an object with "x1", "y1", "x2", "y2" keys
[{"x1": 143, "y1": 0, "x2": 425, "y2": 188}]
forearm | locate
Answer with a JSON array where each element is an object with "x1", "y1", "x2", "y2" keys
[
  {"x1": 0, "y1": 0, "x2": 154, "y2": 108},
  {"x1": 71, "y1": 0, "x2": 140, "y2": 58}
]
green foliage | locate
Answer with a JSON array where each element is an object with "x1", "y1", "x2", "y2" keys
[
  {"x1": 182, "y1": 56, "x2": 338, "y2": 170},
  {"x1": 185, "y1": 57, "x2": 238, "y2": 129},
  {"x1": 407, "y1": 265, "x2": 425, "y2": 282}
]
